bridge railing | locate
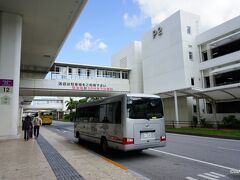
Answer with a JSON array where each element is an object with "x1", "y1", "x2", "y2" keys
[{"x1": 49, "y1": 72, "x2": 127, "y2": 80}]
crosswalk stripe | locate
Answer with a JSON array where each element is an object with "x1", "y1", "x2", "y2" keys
[
  {"x1": 185, "y1": 177, "x2": 198, "y2": 180},
  {"x1": 210, "y1": 172, "x2": 226, "y2": 177},
  {"x1": 204, "y1": 173, "x2": 220, "y2": 178},
  {"x1": 198, "y1": 174, "x2": 218, "y2": 180}
]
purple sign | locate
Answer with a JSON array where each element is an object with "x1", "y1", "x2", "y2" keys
[{"x1": 0, "y1": 79, "x2": 14, "y2": 87}]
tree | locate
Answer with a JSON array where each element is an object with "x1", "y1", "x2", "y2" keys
[
  {"x1": 86, "y1": 97, "x2": 103, "y2": 102},
  {"x1": 65, "y1": 98, "x2": 78, "y2": 113},
  {"x1": 78, "y1": 98, "x2": 88, "y2": 104}
]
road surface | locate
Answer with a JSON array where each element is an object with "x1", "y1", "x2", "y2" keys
[{"x1": 46, "y1": 121, "x2": 240, "y2": 180}]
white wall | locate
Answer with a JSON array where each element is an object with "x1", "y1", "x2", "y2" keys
[
  {"x1": 141, "y1": 10, "x2": 201, "y2": 94},
  {"x1": 180, "y1": 11, "x2": 202, "y2": 88},
  {"x1": 142, "y1": 11, "x2": 182, "y2": 94},
  {"x1": 0, "y1": 12, "x2": 22, "y2": 138},
  {"x1": 112, "y1": 41, "x2": 143, "y2": 93}
]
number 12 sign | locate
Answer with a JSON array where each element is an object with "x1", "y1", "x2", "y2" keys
[{"x1": 0, "y1": 79, "x2": 13, "y2": 94}]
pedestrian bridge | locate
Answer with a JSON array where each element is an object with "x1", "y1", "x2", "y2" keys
[
  {"x1": 22, "y1": 98, "x2": 63, "y2": 111},
  {"x1": 20, "y1": 62, "x2": 131, "y2": 97}
]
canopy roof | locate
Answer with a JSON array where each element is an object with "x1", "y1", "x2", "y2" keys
[{"x1": 158, "y1": 83, "x2": 240, "y2": 102}]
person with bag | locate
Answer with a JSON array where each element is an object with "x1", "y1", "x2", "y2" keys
[
  {"x1": 22, "y1": 115, "x2": 32, "y2": 141},
  {"x1": 33, "y1": 113, "x2": 42, "y2": 138}
]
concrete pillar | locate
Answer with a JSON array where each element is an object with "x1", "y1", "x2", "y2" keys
[
  {"x1": 206, "y1": 44, "x2": 212, "y2": 60},
  {"x1": 196, "y1": 98, "x2": 200, "y2": 126},
  {"x1": 209, "y1": 75, "x2": 215, "y2": 87},
  {"x1": 212, "y1": 101, "x2": 218, "y2": 128},
  {"x1": 57, "y1": 111, "x2": 60, "y2": 120},
  {"x1": 0, "y1": 12, "x2": 22, "y2": 138},
  {"x1": 18, "y1": 106, "x2": 23, "y2": 128},
  {"x1": 174, "y1": 91, "x2": 180, "y2": 128}
]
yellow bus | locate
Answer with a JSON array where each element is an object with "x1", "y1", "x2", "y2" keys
[{"x1": 40, "y1": 111, "x2": 53, "y2": 125}]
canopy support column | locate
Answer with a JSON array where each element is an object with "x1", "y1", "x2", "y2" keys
[
  {"x1": 196, "y1": 98, "x2": 201, "y2": 126},
  {"x1": 174, "y1": 91, "x2": 180, "y2": 128},
  {"x1": 212, "y1": 101, "x2": 217, "y2": 128}
]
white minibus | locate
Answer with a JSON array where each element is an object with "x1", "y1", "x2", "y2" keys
[{"x1": 74, "y1": 94, "x2": 166, "y2": 151}]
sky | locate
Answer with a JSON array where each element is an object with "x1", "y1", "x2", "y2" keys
[{"x1": 56, "y1": 0, "x2": 240, "y2": 67}]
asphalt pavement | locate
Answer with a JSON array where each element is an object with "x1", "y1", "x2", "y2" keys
[{"x1": 46, "y1": 121, "x2": 240, "y2": 180}]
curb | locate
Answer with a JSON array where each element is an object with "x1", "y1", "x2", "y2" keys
[{"x1": 166, "y1": 131, "x2": 240, "y2": 140}]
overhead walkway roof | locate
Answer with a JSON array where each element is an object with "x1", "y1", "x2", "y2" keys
[{"x1": 158, "y1": 83, "x2": 240, "y2": 102}]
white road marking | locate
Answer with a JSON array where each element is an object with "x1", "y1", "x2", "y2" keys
[
  {"x1": 149, "y1": 148, "x2": 238, "y2": 171},
  {"x1": 197, "y1": 174, "x2": 218, "y2": 180},
  {"x1": 209, "y1": 172, "x2": 226, "y2": 177},
  {"x1": 217, "y1": 146, "x2": 240, "y2": 152},
  {"x1": 203, "y1": 173, "x2": 220, "y2": 178},
  {"x1": 168, "y1": 133, "x2": 240, "y2": 142},
  {"x1": 185, "y1": 177, "x2": 198, "y2": 180}
]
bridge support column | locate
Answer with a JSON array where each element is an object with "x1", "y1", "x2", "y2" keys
[{"x1": 0, "y1": 12, "x2": 22, "y2": 139}]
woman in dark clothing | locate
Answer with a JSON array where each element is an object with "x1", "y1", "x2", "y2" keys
[{"x1": 22, "y1": 115, "x2": 32, "y2": 141}]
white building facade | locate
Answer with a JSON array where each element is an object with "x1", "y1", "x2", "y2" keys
[{"x1": 112, "y1": 10, "x2": 240, "y2": 127}]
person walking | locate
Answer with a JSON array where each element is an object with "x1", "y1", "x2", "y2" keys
[
  {"x1": 22, "y1": 115, "x2": 32, "y2": 141},
  {"x1": 33, "y1": 113, "x2": 42, "y2": 138}
]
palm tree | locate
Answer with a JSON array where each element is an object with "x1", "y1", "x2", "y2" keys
[
  {"x1": 86, "y1": 97, "x2": 103, "y2": 102},
  {"x1": 65, "y1": 98, "x2": 78, "y2": 113},
  {"x1": 78, "y1": 98, "x2": 88, "y2": 104}
]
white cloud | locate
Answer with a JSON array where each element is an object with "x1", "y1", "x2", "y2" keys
[
  {"x1": 123, "y1": 13, "x2": 146, "y2": 28},
  {"x1": 75, "y1": 32, "x2": 108, "y2": 52},
  {"x1": 131, "y1": 0, "x2": 240, "y2": 30},
  {"x1": 98, "y1": 42, "x2": 108, "y2": 51}
]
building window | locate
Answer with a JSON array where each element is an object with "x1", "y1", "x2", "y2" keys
[
  {"x1": 204, "y1": 76, "x2": 210, "y2": 88},
  {"x1": 191, "y1": 77, "x2": 195, "y2": 86},
  {"x1": 56, "y1": 67, "x2": 60, "y2": 73},
  {"x1": 216, "y1": 101, "x2": 240, "y2": 113},
  {"x1": 113, "y1": 71, "x2": 120, "y2": 78},
  {"x1": 187, "y1": 26, "x2": 191, "y2": 34},
  {"x1": 106, "y1": 71, "x2": 113, "y2": 78},
  {"x1": 87, "y1": 69, "x2": 90, "y2": 77},
  {"x1": 202, "y1": 51, "x2": 208, "y2": 61},
  {"x1": 97, "y1": 70, "x2": 103, "y2": 77},
  {"x1": 193, "y1": 105, "x2": 197, "y2": 113},
  {"x1": 122, "y1": 72, "x2": 128, "y2": 79},
  {"x1": 68, "y1": 68, "x2": 72, "y2": 74},
  {"x1": 206, "y1": 103, "x2": 213, "y2": 114},
  {"x1": 214, "y1": 69, "x2": 240, "y2": 86},
  {"x1": 189, "y1": 51, "x2": 193, "y2": 60}
]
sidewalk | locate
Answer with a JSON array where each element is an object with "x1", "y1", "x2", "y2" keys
[
  {"x1": 0, "y1": 133, "x2": 55, "y2": 180},
  {"x1": 0, "y1": 127, "x2": 141, "y2": 180}
]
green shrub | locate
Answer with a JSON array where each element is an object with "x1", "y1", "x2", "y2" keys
[
  {"x1": 200, "y1": 117, "x2": 206, "y2": 127},
  {"x1": 222, "y1": 115, "x2": 240, "y2": 129},
  {"x1": 64, "y1": 114, "x2": 71, "y2": 121},
  {"x1": 192, "y1": 116, "x2": 198, "y2": 127},
  {"x1": 64, "y1": 112, "x2": 76, "y2": 122}
]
